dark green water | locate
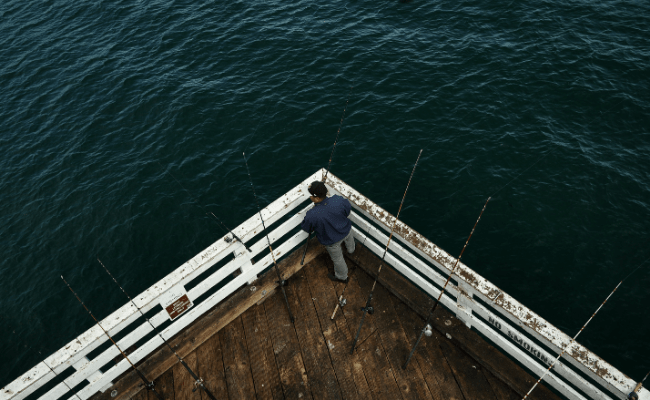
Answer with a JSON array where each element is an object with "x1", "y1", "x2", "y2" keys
[{"x1": 1, "y1": 0, "x2": 648, "y2": 392}]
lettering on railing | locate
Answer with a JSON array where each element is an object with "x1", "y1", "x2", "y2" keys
[{"x1": 488, "y1": 316, "x2": 551, "y2": 366}]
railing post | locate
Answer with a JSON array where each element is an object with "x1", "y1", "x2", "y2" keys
[
  {"x1": 456, "y1": 280, "x2": 474, "y2": 328},
  {"x1": 233, "y1": 242, "x2": 256, "y2": 285},
  {"x1": 73, "y1": 356, "x2": 113, "y2": 392}
]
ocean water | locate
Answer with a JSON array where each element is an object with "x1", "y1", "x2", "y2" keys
[{"x1": 1, "y1": 0, "x2": 648, "y2": 393}]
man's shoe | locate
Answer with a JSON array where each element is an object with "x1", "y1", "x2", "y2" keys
[{"x1": 328, "y1": 273, "x2": 349, "y2": 284}]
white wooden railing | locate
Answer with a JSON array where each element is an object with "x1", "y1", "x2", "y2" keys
[{"x1": 2, "y1": 169, "x2": 646, "y2": 400}]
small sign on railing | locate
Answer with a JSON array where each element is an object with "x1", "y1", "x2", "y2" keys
[{"x1": 159, "y1": 285, "x2": 193, "y2": 321}]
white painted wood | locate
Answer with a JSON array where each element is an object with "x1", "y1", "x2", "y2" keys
[
  {"x1": 52, "y1": 204, "x2": 312, "y2": 393},
  {"x1": 470, "y1": 317, "x2": 591, "y2": 400},
  {"x1": 77, "y1": 230, "x2": 308, "y2": 399},
  {"x1": 472, "y1": 301, "x2": 614, "y2": 400},
  {"x1": 233, "y1": 241, "x2": 256, "y2": 285},
  {"x1": 2, "y1": 364, "x2": 54, "y2": 400},
  {"x1": 350, "y1": 226, "x2": 459, "y2": 312},
  {"x1": 455, "y1": 280, "x2": 474, "y2": 329},
  {"x1": 348, "y1": 210, "x2": 463, "y2": 300},
  {"x1": 50, "y1": 170, "x2": 319, "y2": 376},
  {"x1": 325, "y1": 172, "x2": 639, "y2": 399},
  {"x1": 349, "y1": 201, "x2": 612, "y2": 398}
]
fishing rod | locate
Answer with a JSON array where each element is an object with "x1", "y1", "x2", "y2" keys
[
  {"x1": 96, "y1": 258, "x2": 217, "y2": 400},
  {"x1": 329, "y1": 163, "x2": 402, "y2": 320},
  {"x1": 301, "y1": 84, "x2": 354, "y2": 266},
  {"x1": 323, "y1": 84, "x2": 353, "y2": 184},
  {"x1": 403, "y1": 196, "x2": 490, "y2": 369},
  {"x1": 350, "y1": 149, "x2": 423, "y2": 354},
  {"x1": 242, "y1": 152, "x2": 295, "y2": 323},
  {"x1": 61, "y1": 276, "x2": 164, "y2": 400},
  {"x1": 522, "y1": 254, "x2": 650, "y2": 399},
  {"x1": 157, "y1": 161, "x2": 251, "y2": 252},
  {"x1": 402, "y1": 151, "x2": 554, "y2": 369},
  {"x1": 628, "y1": 370, "x2": 649, "y2": 400}
]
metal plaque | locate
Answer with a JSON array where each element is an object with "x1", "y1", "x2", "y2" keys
[{"x1": 160, "y1": 285, "x2": 194, "y2": 321}]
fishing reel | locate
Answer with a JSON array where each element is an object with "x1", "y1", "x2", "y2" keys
[
  {"x1": 361, "y1": 306, "x2": 374, "y2": 315},
  {"x1": 423, "y1": 324, "x2": 433, "y2": 337},
  {"x1": 277, "y1": 279, "x2": 289, "y2": 287},
  {"x1": 193, "y1": 378, "x2": 204, "y2": 393},
  {"x1": 362, "y1": 293, "x2": 374, "y2": 314},
  {"x1": 628, "y1": 392, "x2": 638, "y2": 400},
  {"x1": 144, "y1": 380, "x2": 157, "y2": 394},
  {"x1": 339, "y1": 298, "x2": 347, "y2": 308}
]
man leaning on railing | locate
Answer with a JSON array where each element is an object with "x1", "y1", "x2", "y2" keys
[{"x1": 300, "y1": 181, "x2": 355, "y2": 283}]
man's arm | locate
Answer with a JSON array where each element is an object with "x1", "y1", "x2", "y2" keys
[
  {"x1": 300, "y1": 214, "x2": 312, "y2": 232},
  {"x1": 343, "y1": 198, "x2": 351, "y2": 217}
]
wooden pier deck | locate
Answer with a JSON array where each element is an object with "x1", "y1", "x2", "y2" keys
[{"x1": 97, "y1": 241, "x2": 561, "y2": 400}]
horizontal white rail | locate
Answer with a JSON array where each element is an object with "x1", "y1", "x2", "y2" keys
[
  {"x1": 324, "y1": 172, "x2": 648, "y2": 400},
  {"x1": 1, "y1": 169, "x2": 322, "y2": 400},
  {"x1": 3, "y1": 169, "x2": 647, "y2": 400}
]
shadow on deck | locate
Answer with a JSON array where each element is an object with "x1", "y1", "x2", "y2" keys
[{"x1": 97, "y1": 240, "x2": 561, "y2": 400}]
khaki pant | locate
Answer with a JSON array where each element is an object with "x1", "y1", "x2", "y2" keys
[{"x1": 324, "y1": 230, "x2": 355, "y2": 280}]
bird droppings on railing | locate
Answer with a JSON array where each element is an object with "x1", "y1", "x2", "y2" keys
[
  {"x1": 6, "y1": 168, "x2": 645, "y2": 400},
  {"x1": 324, "y1": 170, "x2": 640, "y2": 398}
]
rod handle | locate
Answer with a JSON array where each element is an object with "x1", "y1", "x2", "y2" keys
[{"x1": 331, "y1": 295, "x2": 343, "y2": 320}]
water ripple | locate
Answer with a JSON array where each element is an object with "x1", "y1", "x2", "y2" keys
[{"x1": 1, "y1": 0, "x2": 649, "y2": 388}]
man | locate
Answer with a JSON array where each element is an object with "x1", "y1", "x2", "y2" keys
[{"x1": 300, "y1": 181, "x2": 355, "y2": 283}]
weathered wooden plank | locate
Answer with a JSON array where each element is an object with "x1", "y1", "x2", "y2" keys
[
  {"x1": 482, "y1": 367, "x2": 521, "y2": 400},
  {"x1": 438, "y1": 339, "x2": 498, "y2": 400},
  {"x1": 390, "y1": 298, "x2": 465, "y2": 400},
  {"x1": 334, "y1": 256, "x2": 402, "y2": 400},
  {"x1": 172, "y1": 352, "x2": 201, "y2": 400},
  {"x1": 220, "y1": 317, "x2": 256, "y2": 399},
  {"x1": 91, "y1": 237, "x2": 325, "y2": 400},
  {"x1": 263, "y1": 282, "x2": 313, "y2": 400},
  {"x1": 241, "y1": 304, "x2": 284, "y2": 400},
  {"x1": 152, "y1": 368, "x2": 174, "y2": 400},
  {"x1": 195, "y1": 333, "x2": 229, "y2": 400},
  {"x1": 289, "y1": 268, "x2": 342, "y2": 400},
  {"x1": 128, "y1": 388, "x2": 147, "y2": 400},
  {"x1": 355, "y1": 268, "x2": 434, "y2": 400},
  {"x1": 302, "y1": 255, "x2": 373, "y2": 400},
  {"x1": 344, "y1": 245, "x2": 560, "y2": 400}
]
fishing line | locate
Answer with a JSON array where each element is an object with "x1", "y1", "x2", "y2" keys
[
  {"x1": 350, "y1": 149, "x2": 423, "y2": 354},
  {"x1": 403, "y1": 196, "x2": 490, "y2": 369},
  {"x1": 60, "y1": 276, "x2": 164, "y2": 400},
  {"x1": 243, "y1": 105, "x2": 271, "y2": 154},
  {"x1": 522, "y1": 254, "x2": 650, "y2": 399},
  {"x1": 96, "y1": 258, "x2": 217, "y2": 400},
  {"x1": 301, "y1": 84, "x2": 354, "y2": 265},
  {"x1": 489, "y1": 151, "x2": 550, "y2": 198},
  {"x1": 158, "y1": 161, "x2": 251, "y2": 252},
  {"x1": 37, "y1": 350, "x2": 84, "y2": 400},
  {"x1": 242, "y1": 152, "x2": 295, "y2": 323},
  {"x1": 323, "y1": 83, "x2": 354, "y2": 183}
]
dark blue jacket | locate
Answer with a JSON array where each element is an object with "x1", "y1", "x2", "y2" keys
[{"x1": 300, "y1": 195, "x2": 352, "y2": 246}]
